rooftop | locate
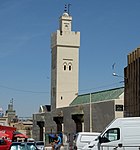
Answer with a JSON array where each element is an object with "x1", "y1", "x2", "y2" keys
[{"x1": 70, "y1": 87, "x2": 124, "y2": 106}]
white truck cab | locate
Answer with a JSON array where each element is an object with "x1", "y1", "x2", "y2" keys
[{"x1": 82, "y1": 117, "x2": 140, "y2": 150}]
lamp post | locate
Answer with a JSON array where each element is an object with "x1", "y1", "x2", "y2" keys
[
  {"x1": 112, "y1": 63, "x2": 127, "y2": 81},
  {"x1": 90, "y1": 93, "x2": 92, "y2": 132},
  {"x1": 112, "y1": 72, "x2": 128, "y2": 82}
]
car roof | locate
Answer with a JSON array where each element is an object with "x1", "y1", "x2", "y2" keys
[
  {"x1": 10, "y1": 142, "x2": 36, "y2": 147},
  {"x1": 77, "y1": 132, "x2": 100, "y2": 135},
  {"x1": 11, "y1": 142, "x2": 35, "y2": 144}
]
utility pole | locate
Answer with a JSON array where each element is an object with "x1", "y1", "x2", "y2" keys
[{"x1": 90, "y1": 93, "x2": 92, "y2": 132}]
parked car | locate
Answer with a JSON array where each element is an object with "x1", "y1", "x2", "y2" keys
[
  {"x1": 9, "y1": 142, "x2": 39, "y2": 150},
  {"x1": 35, "y1": 141, "x2": 45, "y2": 150},
  {"x1": 73, "y1": 132, "x2": 100, "y2": 150}
]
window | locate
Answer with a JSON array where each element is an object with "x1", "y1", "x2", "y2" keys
[
  {"x1": 64, "y1": 65, "x2": 66, "y2": 70},
  {"x1": 102, "y1": 128, "x2": 120, "y2": 143},
  {"x1": 115, "y1": 105, "x2": 123, "y2": 111},
  {"x1": 64, "y1": 23, "x2": 69, "y2": 30},
  {"x1": 63, "y1": 62, "x2": 67, "y2": 71},
  {"x1": 68, "y1": 63, "x2": 72, "y2": 71},
  {"x1": 63, "y1": 61, "x2": 72, "y2": 71},
  {"x1": 69, "y1": 65, "x2": 71, "y2": 71},
  {"x1": 0, "y1": 139, "x2": 6, "y2": 145}
]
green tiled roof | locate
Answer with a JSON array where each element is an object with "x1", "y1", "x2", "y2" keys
[{"x1": 70, "y1": 87, "x2": 124, "y2": 106}]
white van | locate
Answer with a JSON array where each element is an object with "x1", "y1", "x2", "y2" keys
[
  {"x1": 73, "y1": 132, "x2": 100, "y2": 150},
  {"x1": 82, "y1": 117, "x2": 140, "y2": 150}
]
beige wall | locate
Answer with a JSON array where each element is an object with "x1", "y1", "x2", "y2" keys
[
  {"x1": 56, "y1": 46, "x2": 79, "y2": 108},
  {"x1": 0, "y1": 117, "x2": 8, "y2": 126},
  {"x1": 115, "y1": 93, "x2": 124, "y2": 118}
]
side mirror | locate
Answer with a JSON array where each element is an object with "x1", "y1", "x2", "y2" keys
[{"x1": 98, "y1": 136, "x2": 102, "y2": 143}]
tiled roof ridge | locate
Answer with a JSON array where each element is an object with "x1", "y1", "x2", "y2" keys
[
  {"x1": 79, "y1": 86, "x2": 124, "y2": 97},
  {"x1": 70, "y1": 86, "x2": 124, "y2": 106}
]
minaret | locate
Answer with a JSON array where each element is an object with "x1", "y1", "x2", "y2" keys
[
  {"x1": 5, "y1": 98, "x2": 16, "y2": 124},
  {"x1": 51, "y1": 10, "x2": 80, "y2": 110}
]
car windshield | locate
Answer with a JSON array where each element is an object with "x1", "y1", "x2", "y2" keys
[{"x1": 36, "y1": 142, "x2": 44, "y2": 145}]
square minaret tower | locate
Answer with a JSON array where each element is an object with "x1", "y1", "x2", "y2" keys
[{"x1": 51, "y1": 12, "x2": 80, "y2": 110}]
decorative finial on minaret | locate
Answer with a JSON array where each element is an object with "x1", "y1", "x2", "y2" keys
[
  {"x1": 10, "y1": 98, "x2": 13, "y2": 105},
  {"x1": 64, "y1": 4, "x2": 67, "y2": 13},
  {"x1": 64, "y1": 4, "x2": 71, "y2": 15}
]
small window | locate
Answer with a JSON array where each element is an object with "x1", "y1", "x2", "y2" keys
[
  {"x1": 68, "y1": 63, "x2": 72, "y2": 71},
  {"x1": 69, "y1": 65, "x2": 71, "y2": 71},
  {"x1": 63, "y1": 62, "x2": 67, "y2": 71},
  {"x1": 64, "y1": 65, "x2": 66, "y2": 70},
  {"x1": 0, "y1": 139, "x2": 6, "y2": 145}
]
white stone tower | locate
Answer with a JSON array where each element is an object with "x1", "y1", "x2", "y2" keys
[{"x1": 51, "y1": 12, "x2": 80, "y2": 110}]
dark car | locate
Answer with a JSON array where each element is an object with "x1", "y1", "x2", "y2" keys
[{"x1": 9, "y1": 142, "x2": 39, "y2": 150}]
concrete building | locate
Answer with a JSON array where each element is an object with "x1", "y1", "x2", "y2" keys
[
  {"x1": 0, "y1": 107, "x2": 8, "y2": 126},
  {"x1": 10, "y1": 118, "x2": 33, "y2": 138},
  {"x1": 33, "y1": 87, "x2": 124, "y2": 145},
  {"x1": 32, "y1": 11, "x2": 124, "y2": 145},
  {"x1": 0, "y1": 116, "x2": 8, "y2": 126},
  {"x1": 0, "y1": 100, "x2": 33, "y2": 138},
  {"x1": 124, "y1": 47, "x2": 140, "y2": 117}
]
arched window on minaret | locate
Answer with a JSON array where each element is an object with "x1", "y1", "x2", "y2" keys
[
  {"x1": 63, "y1": 62, "x2": 67, "y2": 71},
  {"x1": 68, "y1": 62, "x2": 72, "y2": 71}
]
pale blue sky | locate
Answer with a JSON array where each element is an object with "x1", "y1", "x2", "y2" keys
[{"x1": 0, "y1": 0, "x2": 140, "y2": 117}]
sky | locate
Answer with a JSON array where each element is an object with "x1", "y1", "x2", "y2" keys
[{"x1": 0, "y1": 0, "x2": 140, "y2": 117}]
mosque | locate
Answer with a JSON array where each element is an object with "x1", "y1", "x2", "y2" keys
[{"x1": 32, "y1": 10, "x2": 124, "y2": 144}]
